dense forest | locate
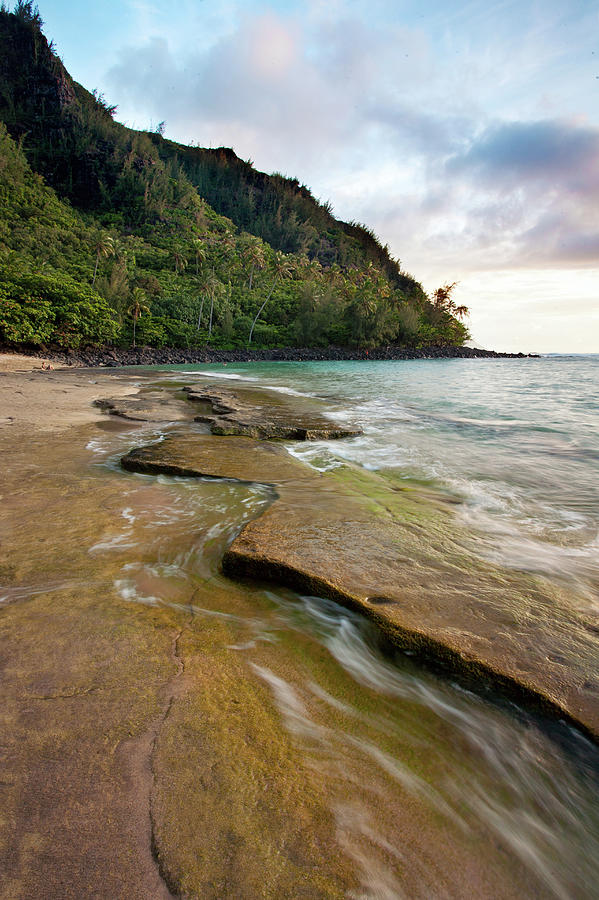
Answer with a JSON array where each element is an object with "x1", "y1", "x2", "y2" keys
[{"x1": 0, "y1": 2, "x2": 470, "y2": 351}]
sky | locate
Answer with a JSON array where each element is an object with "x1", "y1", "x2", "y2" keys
[{"x1": 35, "y1": 0, "x2": 599, "y2": 352}]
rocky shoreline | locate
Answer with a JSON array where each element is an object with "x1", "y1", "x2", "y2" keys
[
  {"x1": 101, "y1": 377, "x2": 598, "y2": 745},
  {"x1": 1, "y1": 342, "x2": 534, "y2": 368},
  {"x1": 2, "y1": 360, "x2": 597, "y2": 899}
]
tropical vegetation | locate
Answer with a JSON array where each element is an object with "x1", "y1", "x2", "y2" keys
[{"x1": 0, "y1": 2, "x2": 469, "y2": 351}]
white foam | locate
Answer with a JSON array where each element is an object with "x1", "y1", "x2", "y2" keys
[
  {"x1": 227, "y1": 640, "x2": 258, "y2": 651},
  {"x1": 260, "y1": 384, "x2": 316, "y2": 399},
  {"x1": 85, "y1": 439, "x2": 107, "y2": 455},
  {"x1": 177, "y1": 370, "x2": 256, "y2": 381},
  {"x1": 114, "y1": 578, "x2": 160, "y2": 606},
  {"x1": 89, "y1": 531, "x2": 138, "y2": 552},
  {"x1": 251, "y1": 664, "x2": 325, "y2": 741},
  {"x1": 334, "y1": 802, "x2": 407, "y2": 900}
]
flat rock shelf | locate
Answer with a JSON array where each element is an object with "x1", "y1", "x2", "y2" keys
[{"x1": 121, "y1": 427, "x2": 599, "y2": 745}]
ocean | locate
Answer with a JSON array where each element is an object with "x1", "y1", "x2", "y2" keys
[
  {"x1": 94, "y1": 352, "x2": 596, "y2": 896},
  {"x1": 175, "y1": 354, "x2": 599, "y2": 607},
  {"x1": 16, "y1": 353, "x2": 597, "y2": 897}
]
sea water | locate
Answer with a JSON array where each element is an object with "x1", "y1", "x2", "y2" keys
[
  {"x1": 73, "y1": 356, "x2": 599, "y2": 896},
  {"x1": 172, "y1": 354, "x2": 599, "y2": 605}
]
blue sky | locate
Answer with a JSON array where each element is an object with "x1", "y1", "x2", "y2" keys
[{"x1": 35, "y1": 0, "x2": 599, "y2": 351}]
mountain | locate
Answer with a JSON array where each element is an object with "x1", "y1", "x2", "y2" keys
[{"x1": 0, "y1": 2, "x2": 469, "y2": 351}]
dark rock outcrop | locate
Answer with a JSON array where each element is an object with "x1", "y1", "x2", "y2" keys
[
  {"x1": 1, "y1": 343, "x2": 537, "y2": 370},
  {"x1": 94, "y1": 390, "x2": 195, "y2": 423},
  {"x1": 183, "y1": 386, "x2": 362, "y2": 441}
]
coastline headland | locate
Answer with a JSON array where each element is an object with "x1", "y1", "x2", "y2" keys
[{"x1": 1, "y1": 342, "x2": 534, "y2": 369}]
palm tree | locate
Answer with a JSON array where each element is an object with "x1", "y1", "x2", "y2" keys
[
  {"x1": 221, "y1": 232, "x2": 236, "y2": 254},
  {"x1": 432, "y1": 282, "x2": 468, "y2": 317},
  {"x1": 243, "y1": 240, "x2": 266, "y2": 291},
  {"x1": 325, "y1": 262, "x2": 342, "y2": 289},
  {"x1": 248, "y1": 251, "x2": 295, "y2": 344},
  {"x1": 193, "y1": 239, "x2": 207, "y2": 277},
  {"x1": 196, "y1": 294, "x2": 205, "y2": 331},
  {"x1": 201, "y1": 270, "x2": 224, "y2": 338},
  {"x1": 127, "y1": 288, "x2": 150, "y2": 348},
  {"x1": 173, "y1": 247, "x2": 188, "y2": 274},
  {"x1": 92, "y1": 234, "x2": 115, "y2": 288}
]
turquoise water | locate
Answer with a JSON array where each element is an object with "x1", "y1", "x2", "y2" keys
[{"x1": 170, "y1": 355, "x2": 599, "y2": 604}]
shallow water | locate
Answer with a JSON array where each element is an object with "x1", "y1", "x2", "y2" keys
[
  {"x1": 81, "y1": 415, "x2": 599, "y2": 896},
  {"x1": 2, "y1": 363, "x2": 599, "y2": 897},
  {"x1": 160, "y1": 356, "x2": 599, "y2": 605}
]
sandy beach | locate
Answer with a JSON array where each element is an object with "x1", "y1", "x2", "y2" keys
[{"x1": 0, "y1": 353, "x2": 141, "y2": 431}]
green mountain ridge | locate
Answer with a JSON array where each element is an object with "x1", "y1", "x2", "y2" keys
[{"x1": 0, "y1": 1, "x2": 469, "y2": 351}]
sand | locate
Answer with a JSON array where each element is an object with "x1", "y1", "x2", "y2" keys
[{"x1": 0, "y1": 352, "x2": 140, "y2": 432}]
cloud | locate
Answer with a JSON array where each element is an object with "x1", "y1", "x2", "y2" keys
[
  {"x1": 435, "y1": 119, "x2": 599, "y2": 268},
  {"x1": 448, "y1": 119, "x2": 599, "y2": 190},
  {"x1": 105, "y1": 4, "x2": 599, "y2": 276},
  {"x1": 109, "y1": 12, "x2": 348, "y2": 165},
  {"x1": 107, "y1": 10, "x2": 439, "y2": 166}
]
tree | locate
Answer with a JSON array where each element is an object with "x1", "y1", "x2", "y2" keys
[
  {"x1": 396, "y1": 303, "x2": 420, "y2": 345},
  {"x1": 432, "y1": 282, "x2": 469, "y2": 319},
  {"x1": 201, "y1": 270, "x2": 224, "y2": 338},
  {"x1": 242, "y1": 238, "x2": 266, "y2": 291},
  {"x1": 196, "y1": 294, "x2": 205, "y2": 331},
  {"x1": 193, "y1": 239, "x2": 206, "y2": 276},
  {"x1": 127, "y1": 288, "x2": 150, "y2": 348},
  {"x1": 92, "y1": 234, "x2": 115, "y2": 287},
  {"x1": 173, "y1": 246, "x2": 188, "y2": 274},
  {"x1": 294, "y1": 279, "x2": 323, "y2": 345},
  {"x1": 13, "y1": 1, "x2": 42, "y2": 25},
  {"x1": 426, "y1": 282, "x2": 471, "y2": 345},
  {"x1": 248, "y1": 251, "x2": 295, "y2": 344}
]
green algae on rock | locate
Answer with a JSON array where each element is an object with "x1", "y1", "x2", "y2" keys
[
  {"x1": 120, "y1": 430, "x2": 599, "y2": 745},
  {"x1": 121, "y1": 433, "x2": 313, "y2": 487}
]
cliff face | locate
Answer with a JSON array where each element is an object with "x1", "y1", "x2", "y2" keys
[
  {"x1": 0, "y1": 7, "x2": 472, "y2": 351},
  {"x1": 0, "y1": 8, "x2": 160, "y2": 211},
  {"x1": 0, "y1": 10, "x2": 79, "y2": 187},
  {"x1": 153, "y1": 137, "x2": 412, "y2": 286}
]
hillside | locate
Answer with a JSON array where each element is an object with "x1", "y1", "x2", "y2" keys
[{"x1": 0, "y1": 2, "x2": 469, "y2": 351}]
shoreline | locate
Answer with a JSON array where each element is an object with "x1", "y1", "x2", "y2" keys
[
  {"x1": 2, "y1": 357, "x2": 598, "y2": 897},
  {"x1": 0, "y1": 353, "x2": 142, "y2": 431},
  {"x1": 107, "y1": 379, "x2": 599, "y2": 747},
  {"x1": 1, "y1": 356, "x2": 596, "y2": 745},
  {"x1": 1, "y1": 343, "x2": 534, "y2": 369}
]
